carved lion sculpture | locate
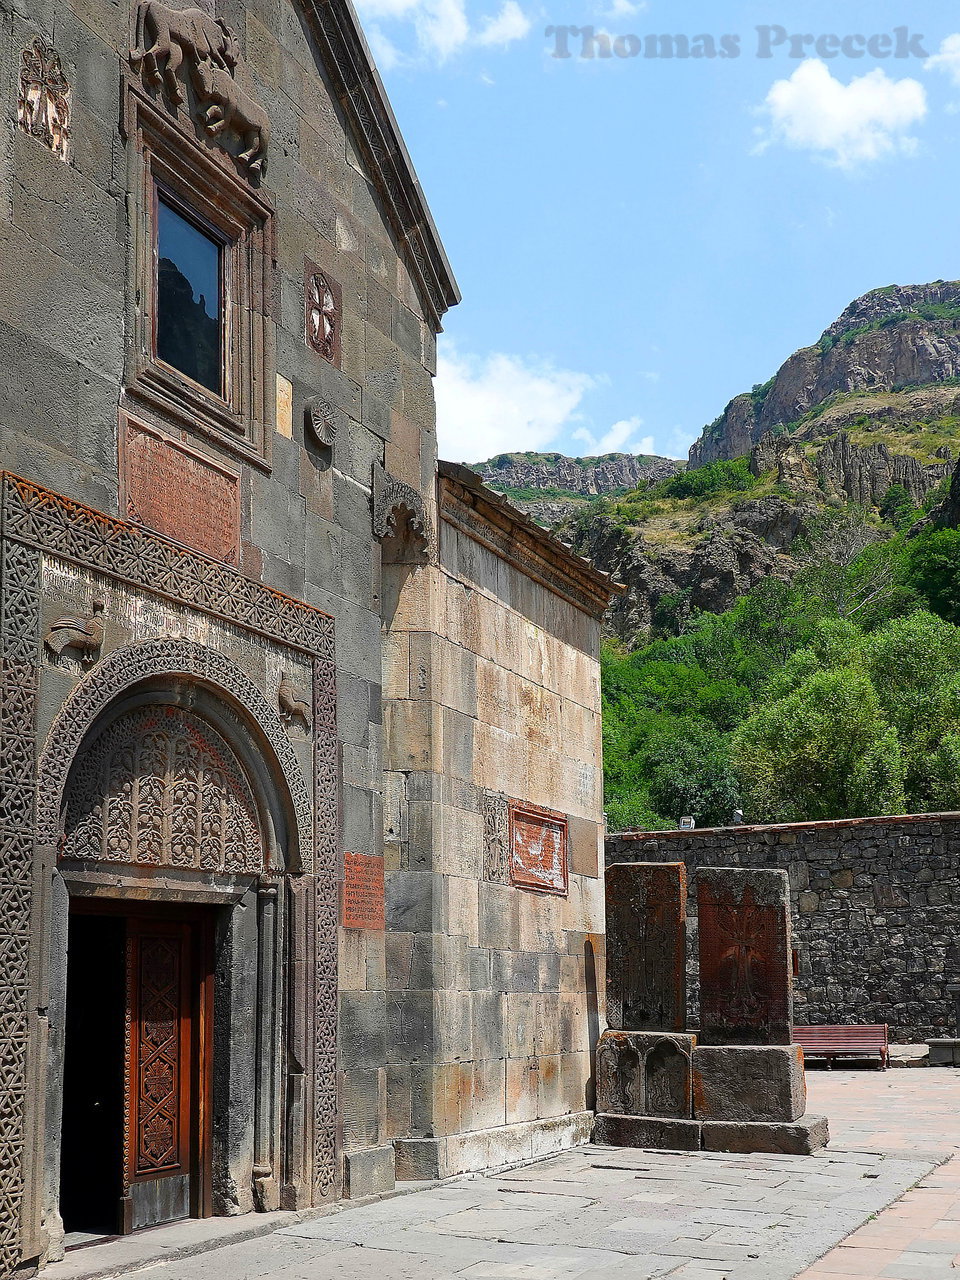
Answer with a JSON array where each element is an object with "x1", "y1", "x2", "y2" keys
[
  {"x1": 190, "y1": 59, "x2": 269, "y2": 175},
  {"x1": 131, "y1": 1, "x2": 238, "y2": 104}
]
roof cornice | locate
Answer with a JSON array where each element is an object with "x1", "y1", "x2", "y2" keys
[{"x1": 299, "y1": 0, "x2": 461, "y2": 329}]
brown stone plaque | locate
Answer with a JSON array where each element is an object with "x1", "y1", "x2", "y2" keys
[
  {"x1": 606, "y1": 863, "x2": 687, "y2": 1032},
  {"x1": 697, "y1": 868, "x2": 793, "y2": 1046},
  {"x1": 508, "y1": 801, "x2": 568, "y2": 896},
  {"x1": 121, "y1": 418, "x2": 241, "y2": 564},
  {"x1": 343, "y1": 852, "x2": 385, "y2": 930}
]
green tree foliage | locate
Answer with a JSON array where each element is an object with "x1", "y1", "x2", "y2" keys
[
  {"x1": 602, "y1": 519, "x2": 960, "y2": 831},
  {"x1": 650, "y1": 457, "x2": 757, "y2": 501}
]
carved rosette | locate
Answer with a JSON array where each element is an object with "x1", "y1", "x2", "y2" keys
[
  {"x1": 18, "y1": 40, "x2": 71, "y2": 160},
  {"x1": 305, "y1": 399, "x2": 336, "y2": 450},
  {"x1": 372, "y1": 463, "x2": 432, "y2": 554}
]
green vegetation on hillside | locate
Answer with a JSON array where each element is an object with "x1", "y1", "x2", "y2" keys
[{"x1": 603, "y1": 510, "x2": 960, "y2": 832}]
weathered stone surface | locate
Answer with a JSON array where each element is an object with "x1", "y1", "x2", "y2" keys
[
  {"x1": 343, "y1": 1146, "x2": 396, "y2": 1199},
  {"x1": 595, "y1": 1030, "x2": 695, "y2": 1118},
  {"x1": 606, "y1": 862, "x2": 686, "y2": 1031},
  {"x1": 593, "y1": 1113, "x2": 701, "y2": 1150},
  {"x1": 607, "y1": 815, "x2": 960, "y2": 1043},
  {"x1": 692, "y1": 1044, "x2": 806, "y2": 1122},
  {"x1": 928, "y1": 1039, "x2": 960, "y2": 1067},
  {"x1": 697, "y1": 867, "x2": 792, "y2": 1045},
  {"x1": 701, "y1": 1114, "x2": 829, "y2": 1155}
]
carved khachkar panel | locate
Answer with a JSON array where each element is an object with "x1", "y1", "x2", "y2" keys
[
  {"x1": 63, "y1": 706, "x2": 264, "y2": 873},
  {"x1": 18, "y1": 39, "x2": 70, "y2": 160},
  {"x1": 697, "y1": 867, "x2": 793, "y2": 1046},
  {"x1": 1, "y1": 474, "x2": 334, "y2": 660},
  {"x1": 130, "y1": 1, "x2": 268, "y2": 175},
  {"x1": 606, "y1": 862, "x2": 687, "y2": 1033},
  {"x1": 312, "y1": 657, "x2": 340, "y2": 1200},
  {"x1": 481, "y1": 790, "x2": 509, "y2": 885},
  {"x1": 37, "y1": 640, "x2": 312, "y2": 872},
  {"x1": 305, "y1": 264, "x2": 341, "y2": 365},
  {"x1": 122, "y1": 421, "x2": 241, "y2": 565},
  {"x1": 0, "y1": 539, "x2": 39, "y2": 1273},
  {"x1": 508, "y1": 800, "x2": 568, "y2": 896},
  {"x1": 127, "y1": 930, "x2": 186, "y2": 1177},
  {"x1": 372, "y1": 463, "x2": 432, "y2": 554}
]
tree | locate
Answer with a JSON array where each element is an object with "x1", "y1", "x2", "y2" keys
[
  {"x1": 730, "y1": 667, "x2": 906, "y2": 823},
  {"x1": 794, "y1": 506, "x2": 902, "y2": 621},
  {"x1": 904, "y1": 527, "x2": 960, "y2": 624}
]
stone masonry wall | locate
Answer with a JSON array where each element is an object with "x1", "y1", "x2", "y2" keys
[{"x1": 607, "y1": 813, "x2": 960, "y2": 1043}]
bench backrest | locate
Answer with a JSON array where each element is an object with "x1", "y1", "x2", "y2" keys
[{"x1": 794, "y1": 1024, "x2": 888, "y2": 1050}]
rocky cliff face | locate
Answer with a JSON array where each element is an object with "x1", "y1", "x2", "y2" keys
[
  {"x1": 690, "y1": 282, "x2": 960, "y2": 466},
  {"x1": 476, "y1": 451, "x2": 681, "y2": 496},
  {"x1": 752, "y1": 431, "x2": 952, "y2": 506}
]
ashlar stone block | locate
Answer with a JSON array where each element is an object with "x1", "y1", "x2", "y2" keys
[
  {"x1": 692, "y1": 1044, "x2": 806, "y2": 1122},
  {"x1": 596, "y1": 1029, "x2": 696, "y2": 1119},
  {"x1": 606, "y1": 862, "x2": 686, "y2": 1032},
  {"x1": 701, "y1": 1114, "x2": 829, "y2": 1155},
  {"x1": 593, "y1": 1114, "x2": 701, "y2": 1150}
]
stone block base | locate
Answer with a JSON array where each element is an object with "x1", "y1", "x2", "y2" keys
[
  {"x1": 394, "y1": 1111, "x2": 593, "y2": 1181},
  {"x1": 701, "y1": 1115, "x2": 829, "y2": 1155},
  {"x1": 928, "y1": 1039, "x2": 960, "y2": 1066},
  {"x1": 596, "y1": 1030, "x2": 696, "y2": 1118},
  {"x1": 343, "y1": 1145, "x2": 397, "y2": 1199},
  {"x1": 693, "y1": 1044, "x2": 806, "y2": 1122},
  {"x1": 593, "y1": 1114, "x2": 701, "y2": 1150}
]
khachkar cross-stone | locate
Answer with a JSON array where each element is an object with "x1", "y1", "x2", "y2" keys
[
  {"x1": 696, "y1": 866, "x2": 793, "y2": 1045},
  {"x1": 605, "y1": 862, "x2": 687, "y2": 1032}
]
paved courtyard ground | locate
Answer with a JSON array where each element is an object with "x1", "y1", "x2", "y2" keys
[{"x1": 48, "y1": 1069, "x2": 960, "y2": 1280}]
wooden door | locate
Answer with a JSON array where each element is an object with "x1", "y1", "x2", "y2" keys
[{"x1": 122, "y1": 917, "x2": 211, "y2": 1232}]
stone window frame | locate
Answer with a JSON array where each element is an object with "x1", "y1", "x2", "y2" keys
[
  {"x1": 508, "y1": 799, "x2": 569, "y2": 897},
  {"x1": 123, "y1": 86, "x2": 276, "y2": 468}
]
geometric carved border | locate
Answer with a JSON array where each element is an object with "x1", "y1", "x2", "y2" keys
[
  {"x1": 313, "y1": 656, "x2": 339, "y2": 1200},
  {"x1": 1, "y1": 473, "x2": 334, "y2": 659},
  {"x1": 0, "y1": 536, "x2": 39, "y2": 1273},
  {"x1": 36, "y1": 640, "x2": 315, "y2": 872}
]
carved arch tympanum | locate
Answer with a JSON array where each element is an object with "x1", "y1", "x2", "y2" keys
[
  {"x1": 36, "y1": 639, "x2": 313, "y2": 870},
  {"x1": 63, "y1": 705, "x2": 263, "y2": 872}
]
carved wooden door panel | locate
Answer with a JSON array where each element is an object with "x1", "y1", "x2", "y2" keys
[{"x1": 123, "y1": 919, "x2": 201, "y2": 1232}]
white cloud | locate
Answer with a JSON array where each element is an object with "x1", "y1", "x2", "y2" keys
[
  {"x1": 926, "y1": 33, "x2": 960, "y2": 86},
  {"x1": 755, "y1": 59, "x2": 926, "y2": 169},
  {"x1": 476, "y1": 0, "x2": 530, "y2": 46},
  {"x1": 601, "y1": 0, "x2": 646, "y2": 17},
  {"x1": 572, "y1": 416, "x2": 653, "y2": 455},
  {"x1": 356, "y1": 0, "x2": 469, "y2": 62},
  {"x1": 435, "y1": 345, "x2": 594, "y2": 462}
]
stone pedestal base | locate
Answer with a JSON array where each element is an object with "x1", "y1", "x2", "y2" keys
[
  {"x1": 702, "y1": 1115, "x2": 829, "y2": 1155},
  {"x1": 594, "y1": 1114, "x2": 701, "y2": 1150},
  {"x1": 395, "y1": 1111, "x2": 593, "y2": 1180},
  {"x1": 693, "y1": 1044, "x2": 806, "y2": 1122},
  {"x1": 928, "y1": 1039, "x2": 960, "y2": 1066},
  {"x1": 344, "y1": 1146, "x2": 397, "y2": 1199},
  {"x1": 596, "y1": 1030, "x2": 696, "y2": 1118}
]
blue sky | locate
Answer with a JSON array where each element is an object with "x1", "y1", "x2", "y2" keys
[{"x1": 354, "y1": 0, "x2": 960, "y2": 463}]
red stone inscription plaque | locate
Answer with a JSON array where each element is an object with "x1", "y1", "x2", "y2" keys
[
  {"x1": 509, "y1": 801, "x2": 568, "y2": 896},
  {"x1": 343, "y1": 852, "x2": 385, "y2": 930},
  {"x1": 122, "y1": 418, "x2": 241, "y2": 564},
  {"x1": 697, "y1": 869, "x2": 792, "y2": 1045}
]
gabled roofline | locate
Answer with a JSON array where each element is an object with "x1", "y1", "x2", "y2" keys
[{"x1": 299, "y1": 0, "x2": 461, "y2": 329}]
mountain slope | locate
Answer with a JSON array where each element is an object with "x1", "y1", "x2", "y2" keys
[{"x1": 690, "y1": 281, "x2": 960, "y2": 466}]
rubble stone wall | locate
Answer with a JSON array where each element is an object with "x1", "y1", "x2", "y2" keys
[{"x1": 606, "y1": 813, "x2": 960, "y2": 1043}]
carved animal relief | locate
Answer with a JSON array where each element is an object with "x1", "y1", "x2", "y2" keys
[
  {"x1": 18, "y1": 40, "x2": 71, "y2": 160},
  {"x1": 130, "y1": 1, "x2": 268, "y2": 175},
  {"x1": 44, "y1": 599, "x2": 104, "y2": 664},
  {"x1": 62, "y1": 705, "x2": 264, "y2": 873}
]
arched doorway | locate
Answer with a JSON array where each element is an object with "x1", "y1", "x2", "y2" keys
[{"x1": 58, "y1": 704, "x2": 265, "y2": 1240}]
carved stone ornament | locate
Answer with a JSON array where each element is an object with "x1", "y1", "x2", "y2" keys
[
  {"x1": 62, "y1": 705, "x2": 264, "y2": 873},
  {"x1": 305, "y1": 267, "x2": 341, "y2": 364},
  {"x1": 372, "y1": 462, "x2": 431, "y2": 552},
  {"x1": 18, "y1": 40, "x2": 71, "y2": 160},
  {"x1": 44, "y1": 598, "x2": 104, "y2": 664},
  {"x1": 130, "y1": 1, "x2": 268, "y2": 175},
  {"x1": 278, "y1": 671, "x2": 311, "y2": 725},
  {"x1": 305, "y1": 398, "x2": 336, "y2": 450}
]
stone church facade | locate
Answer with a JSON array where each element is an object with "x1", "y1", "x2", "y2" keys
[{"x1": 0, "y1": 0, "x2": 615, "y2": 1271}]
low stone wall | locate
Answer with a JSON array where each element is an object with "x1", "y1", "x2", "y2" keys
[{"x1": 606, "y1": 813, "x2": 960, "y2": 1043}]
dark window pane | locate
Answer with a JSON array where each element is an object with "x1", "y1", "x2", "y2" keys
[{"x1": 156, "y1": 198, "x2": 222, "y2": 395}]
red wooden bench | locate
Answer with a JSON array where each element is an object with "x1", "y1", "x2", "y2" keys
[{"x1": 794, "y1": 1024, "x2": 889, "y2": 1070}]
